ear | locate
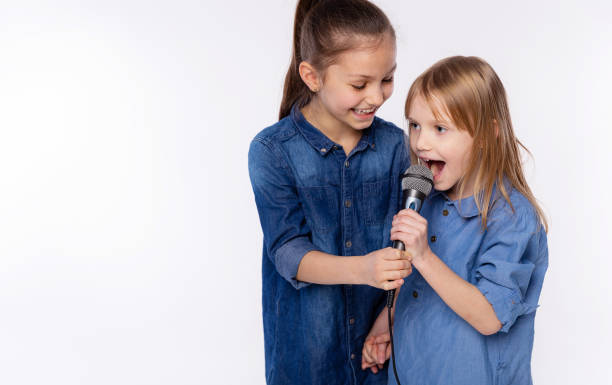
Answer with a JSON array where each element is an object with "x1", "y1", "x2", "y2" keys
[
  {"x1": 298, "y1": 61, "x2": 322, "y2": 93},
  {"x1": 493, "y1": 119, "x2": 499, "y2": 137}
]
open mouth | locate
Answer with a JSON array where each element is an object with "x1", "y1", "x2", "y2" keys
[
  {"x1": 420, "y1": 158, "x2": 445, "y2": 181},
  {"x1": 351, "y1": 107, "x2": 377, "y2": 119}
]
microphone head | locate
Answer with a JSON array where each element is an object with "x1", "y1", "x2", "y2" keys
[{"x1": 401, "y1": 164, "x2": 434, "y2": 196}]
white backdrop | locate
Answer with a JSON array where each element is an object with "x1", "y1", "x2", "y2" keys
[{"x1": 0, "y1": 1, "x2": 610, "y2": 384}]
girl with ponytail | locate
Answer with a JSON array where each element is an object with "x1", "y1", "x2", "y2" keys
[{"x1": 249, "y1": 1, "x2": 409, "y2": 384}]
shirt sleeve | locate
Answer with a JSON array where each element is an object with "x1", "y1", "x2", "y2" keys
[
  {"x1": 473, "y1": 205, "x2": 541, "y2": 333},
  {"x1": 248, "y1": 138, "x2": 317, "y2": 289},
  {"x1": 400, "y1": 132, "x2": 411, "y2": 173}
]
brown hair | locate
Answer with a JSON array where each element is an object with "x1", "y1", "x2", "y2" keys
[
  {"x1": 405, "y1": 56, "x2": 548, "y2": 231},
  {"x1": 279, "y1": 0, "x2": 395, "y2": 119}
]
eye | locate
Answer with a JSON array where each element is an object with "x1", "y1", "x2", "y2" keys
[
  {"x1": 436, "y1": 125, "x2": 447, "y2": 133},
  {"x1": 409, "y1": 121, "x2": 420, "y2": 131},
  {"x1": 351, "y1": 84, "x2": 366, "y2": 90},
  {"x1": 383, "y1": 77, "x2": 394, "y2": 83}
]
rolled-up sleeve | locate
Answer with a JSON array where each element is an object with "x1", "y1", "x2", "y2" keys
[
  {"x1": 248, "y1": 138, "x2": 317, "y2": 289},
  {"x1": 474, "y1": 207, "x2": 540, "y2": 333}
]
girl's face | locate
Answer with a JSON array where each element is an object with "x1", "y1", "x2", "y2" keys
[
  {"x1": 314, "y1": 33, "x2": 396, "y2": 132},
  {"x1": 407, "y1": 93, "x2": 475, "y2": 200}
]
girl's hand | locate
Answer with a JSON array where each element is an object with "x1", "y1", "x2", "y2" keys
[
  {"x1": 361, "y1": 308, "x2": 392, "y2": 373},
  {"x1": 390, "y1": 209, "x2": 431, "y2": 267},
  {"x1": 361, "y1": 247, "x2": 411, "y2": 290}
]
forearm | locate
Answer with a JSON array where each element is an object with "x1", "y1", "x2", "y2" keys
[
  {"x1": 296, "y1": 250, "x2": 365, "y2": 285},
  {"x1": 413, "y1": 250, "x2": 502, "y2": 335}
]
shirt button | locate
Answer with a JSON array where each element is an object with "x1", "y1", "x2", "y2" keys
[
  {"x1": 345, "y1": 160, "x2": 350, "y2": 168},
  {"x1": 442, "y1": 209, "x2": 449, "y2": 216},
  {"x1": 430, "y1": 235, "x2": 437, "y2": 242},
  {"x1": 351, "y1": 353, "x2": 356, "y2": 360},
  {"x1": 412, "y1": 291, "x2": 418, "y2": 298},
  {"x1": 345, "y1": 240, "x2": 352, "y2": 248},
  {"x1": 345, "y1": 199, "x2": 352, "y2": 208},
  {"x1": 320, "y1": 148, "x2": 327, "y2": 153},
  {"x1": 349, "y1": 318, "x2": 355, "y2": 325}
]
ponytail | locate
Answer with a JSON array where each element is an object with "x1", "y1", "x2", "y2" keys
[
  {"x1": 279, "y1": 0, "x2": 321, "y2": 120},
  {"x1": 279, "y1": 0, "x2": 395, "y2": 120}
]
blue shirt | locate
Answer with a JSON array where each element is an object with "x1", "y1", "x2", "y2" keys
[
  {"x1": 248, "y1": 105, "x2": 410, "y2": 385},
  {"x1": 389, "y1": 186, "x2": 548, "y2": 385}
]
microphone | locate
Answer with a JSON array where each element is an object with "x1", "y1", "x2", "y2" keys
[
  {"x1": 386, "y1": 164, "x2": 433, "y2": 385},
  {"x1": 387, "y1": 164, "x2": 433, "y2": 306}
]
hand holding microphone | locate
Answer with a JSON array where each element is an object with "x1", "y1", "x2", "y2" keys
[
  {"x1": 390, "y1": 164, "x2": 435, "y2": 268},
  {"x1": 361, "y1": 247, "x2": 412, "y2": 291},
  {"x1": 387, "y1": 164, "x2": 433, "y2": 305}
]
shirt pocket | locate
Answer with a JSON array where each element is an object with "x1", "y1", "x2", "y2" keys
[
  {"x1": 362, "y1": 178, "x2": 392, "y2": 226},
  {"x1": 297, "y1": 186, "x2": 338, "y2": 232}
]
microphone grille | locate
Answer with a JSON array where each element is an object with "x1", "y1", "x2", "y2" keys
[{"x1": 401, "y1": 164, "x2": 434, "y2": 196}]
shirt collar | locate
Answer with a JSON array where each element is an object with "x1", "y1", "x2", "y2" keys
[
  {"x1": 429, "y1": 181, "x2": 507, "y2": 219},
  {"x1": 290, "y1": 104, "x2": 376, "y2": 156}
]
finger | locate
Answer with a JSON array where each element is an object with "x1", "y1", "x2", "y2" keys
[
  {"x1": 382, "y1": 279, "x2": 404, "y2": 291},
  {"x1": 377, "y1": 343, "x2": 387, "y2": 364},
  {"x1": 362, "y1": 356, "x2": 374, "y2": 370},
  {"x1": 362, "y1": 352, "x2": 376, "y2": 369},
  {"x1": 397, "y1": 208, "x2": 427, "y2": 221},
  {"x1": 386, "y1": 343, "x2": 391, "y2": 360},
  {"x1": 362, "y1": 340, "x2": 376, "y2": 366},
  {"x1": 392, "y1": 216, "x2": 427, "y2": 232},
  {"x1": 383, "y1": 259, "x2": 412, "y2": 271},
  {"x1": 382, "y1": 247, "x2": 403, "y2": 260},
  {"x1": 390, "y1": 227, "x2": 420, "y2": 243},
  {"x1": 391, "y1": 222, "x2": 422, "y2": 235},
  {"x1": 374, "y1": 333, "x2": 391, "y2": 344},
  {"x1": 389, "y1": 230, "x2": 415, "y2": 245},
  {"x1": 382, "y1": 269, "x2": 411, "y2": 281}
]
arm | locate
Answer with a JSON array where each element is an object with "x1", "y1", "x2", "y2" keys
[
  {"x1": 297, "y1": 249, "x2": 411, "y2": 290},
  {"x1": 249, "y1": 139, "x2": 411, "y2": 290},
  {"x1": 391, "y1": 209, "x2": 502, "y2": 335},
  {"x1": 412, "y1": 249, "x2": 502, "y2": 335}
]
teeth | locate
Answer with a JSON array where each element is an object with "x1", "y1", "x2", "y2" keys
[{"x1": 355, "y1": 108, "x2": 375, "y2": 114}]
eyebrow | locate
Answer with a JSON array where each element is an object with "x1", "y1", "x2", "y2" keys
[
  {"x1": 407, "y1": 116, "x2": 450, "y2": 127},
  {"x1": 407, "y1": 117, "x2": 419, "y2": 125},
  {"x1": 349, "y1": 63, "x2": 397, "y2": 79}
]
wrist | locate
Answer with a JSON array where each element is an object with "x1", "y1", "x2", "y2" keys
[
  {"x1": 351, "y1": 254, "x2": 369, "y2": 285},
  {"x1": 412, "y1": 248, "x2": 434, "y2": 271}
]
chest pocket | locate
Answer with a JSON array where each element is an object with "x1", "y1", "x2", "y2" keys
[
  {"x1": 362, "y1": 178, "x2": 392, "y2": 226},
  {"x1": 297, "y1": 186, "x2": 338, "y2": 231}
]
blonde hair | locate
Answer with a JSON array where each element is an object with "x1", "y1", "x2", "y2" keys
[{"x1": 405, "y1": 56, "x2": 547, "y2": 231}]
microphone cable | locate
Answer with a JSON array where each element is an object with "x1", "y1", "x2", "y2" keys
[{"x1": 387, "y1": 289, "x2": 401, "y2": 385}]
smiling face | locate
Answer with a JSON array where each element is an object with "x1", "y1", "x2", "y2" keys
[
  {"x1": 407, "y1": 93, "x2": 475, "y2": 200},
  {"x1": 306, "y1": 33, "x2": 397, "y2": 133}
]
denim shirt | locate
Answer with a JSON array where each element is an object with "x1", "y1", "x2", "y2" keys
[
  {"x1": 248, "y1": 105, "x2": 410, "y2": 385},
  {"x1": 389, "y1": 186, "x2": 548, "y2": 385}
]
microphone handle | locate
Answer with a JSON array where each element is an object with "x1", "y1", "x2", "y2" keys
[
  {"x1": 387, "y1": 240, "x2": 405, "y2": 308},
  {"x1": 387, "y1": 189, "x2": 426, "y2": 308}
]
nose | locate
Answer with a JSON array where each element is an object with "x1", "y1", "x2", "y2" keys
[
  {"x1": 414, "y1": 128, "x2": 431, "y2": 152},
  {"x1": 365, "y1": 84, "x2": 384, "y2": 107}
]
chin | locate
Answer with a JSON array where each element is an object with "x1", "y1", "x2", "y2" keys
[{"x1": 351, "y1": 118, "x2": 375, "y2": 130}]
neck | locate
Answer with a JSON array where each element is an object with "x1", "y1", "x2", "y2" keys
[{"x1": 447, "y1": 174, "x2": 476, "y2": 201}]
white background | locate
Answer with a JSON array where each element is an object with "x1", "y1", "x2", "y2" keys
[{"x1": 0, "y1": 0, "x2": 610, "y2": 384}]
